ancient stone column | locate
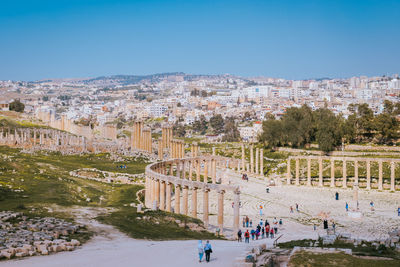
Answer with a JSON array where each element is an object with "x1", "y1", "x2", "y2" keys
[
  {"x1": 246, "y1": 163, "x2": 250, "y2": 172},
  {"x1": 260, "y1": 149, "x2": 264, "y2": 176},
  {"x1": 174, "y1": 185, "x2": 181, "y2": 214},
  {"x1": 378, "y1": 160, "x2": 383, "y2": 190},
  {"x1": 343, "y1": 160, "x2": 347, "y2": 188},
  {"x1": 295, "y1": 158, "x2": 300, "y2": 185},
  {"x1": 188, "y1": 160, "x2": 193, "y2": 180},
  {"x1": 155, "y1": 179, "x2": 160, "y2": 209},
  {"x1": 233, "y1": 190, "x2": 240, "y2": 233},
  {"x1": 160, "y1": 181, "x2": 166, "y2": 211},
  {"x1": 151, "y1": 179, "x2": 156, "y2": 206},
  {"x1": 255, "y1": 147, "x2": 259, "y2": 175},
  {"x1": 182, "y1": 186, "x2": 188, "y2": 215},
  {"x1": 390, "y1": 162, "x2": 395, "y2": 192},
  {"x1": 330, "y1": 159, "x2": 335, "y2": 188},
  {"x1": 354, "y1": 160, "x2": 359, "y2": 185},
  {"x1": 166, "y1": 182, "x2": 172, "y2": 212},
  {"x1": 250, "y1": 145, "x2": 254, "y2": 173},
  {"x1": 191, "y1": 187, "x2": 197, "y2": 218},
  {"x1": 203, "y1": 189, "x2": 209, "y2": 227},
  {"x1": 241, "y1": 143, "x2": 245, "y2": 171},
  {"x1": 287, "y1": 158, "x2": 291, "y2": 185},
  {"x1": 318, "y1": 157, "x2": 323, "y2": 187},
  {"x1": 307, "y1": 158, "x2": 311, "y2": 186},
  {"x1": 158, "y1": 138, "x2": 163, "y2": 160},
  {"x1": 211, "y1": 159, "x2": 216, "y2": 184},
  {"x1": 204, "y1": 159, "x2": 208, "y2": 183},
  {"x1": 217, "y1": 190, "x2": 224, "y2": 233},
  {"x1": 176, "y1": 161, "x2": 181, "y2": 178},
  {"x1": 145, "y1": 176, "x2": 151, "y2": 208},
  {"x1": 181, "y1": 141, "x2": 185, "y2": 158},
  {"x1": 196, "y1": 160, "x2": 201, "y2": 182},
  {"x1": 181, "y1": 161, "x2": 186, "y2": 179},
  {"x1": 366, "y1": 160, "x2": 371, "y2": 190}
]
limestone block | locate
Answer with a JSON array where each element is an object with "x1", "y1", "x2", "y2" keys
[
  {"x1": 41, "y1": 249, "x2": 49, "y2": 255},
  {"x1": 70, "y1": 239, "x2": 80, "y2": 246},
  {"x1": 2, "y1": 251, "x2": 12, "y2": 259}
]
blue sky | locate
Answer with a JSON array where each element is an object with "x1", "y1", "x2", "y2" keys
[{"x1": 0, "y1": 0, "x2": 399, "y2": 81}]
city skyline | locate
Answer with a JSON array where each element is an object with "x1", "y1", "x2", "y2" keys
[{"x1": 1, "y1": 0, "x2": 399, "y2": 81}]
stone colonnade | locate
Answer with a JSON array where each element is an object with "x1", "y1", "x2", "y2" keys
[
  {"x1": 287, "y1": 156, "x2": 399, "y2": 191},
  {"x1": 145, "y1": 156, "x2": 241, "y2": 233},
  {"x1": 131, "y1": 121, "x2": 152, "y2": 153},
  {"x1": 161, "y1": 125, "x2": 173, "y2": 150},
  {"x1": 0, "y1": 127, "x2": 87, "y2": 152},
  {"x1": 240, "y1": 143, "x2": 264, "y2": 176},
  {"x1": 170, "y1": 139, "x2": 185, "y2": 159}
]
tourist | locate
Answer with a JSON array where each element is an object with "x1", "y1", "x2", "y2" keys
[
  {"x1": 237, "y1": 229, "x2": 242, "y2": 242},
  {"x1": 243, "y1": 217, "x2": 246, "y2": 228},
  {"x1": 370, "y1": 201, "x2": 374, "y2": 211},
  {"x1": 257, "y1": 224, "x2": 261, "y2": 232},
  {"x1": 323, "y1": 219, "x2": 328, "y2": 229},
  {"x1": 261, "y1": 226, "x2": 265, "y2": 238},
  {"x1": 259, "y1": 205, "x2": 263, "y2": 216},
  {"x1": 270, "y1": 228, "x2": 274, "y2": 238},
  {"x1": 250, "y1": 229, "x2": 255, "y2": 240},
  {"x1": 255, "y1": 229, "x2": 260, "y2": 240},
  {"x1": 290, "y1": 206, "x2": 294, "y2": 213},
  {"x1": 250, "y1": 219, "x2": 253, "y2": 227},
  {"x1": 266, "y1": 187, "x2": 270, "y2": 193},
  {"x1": 197, "y1": 240, "x2": 204, "y2": 262},
  {"x1": 398, "y1": 206, "x2": 400, "y2": 216},
  {"x1": 246, "y1": 216, "x2": 249, "y2": 228},
  {"x1": 345, "y1": 202, "x2": 349, "y2": 212},
  {"x1": 244, "y1": 230, "x2": 250, "y2": 243},
  {"x1": 279, "y1": 218, "x2": 283, "y2": 225},
  {"x1": 332, "y1": 221, "x2": 336, "y2": 233},
  {"x1": 259, "y1": 219, "x2": 263, "y2": 227},
  {"x1": 204, "y1": 240, "x2": 212, "y2": 262},
  {"x1": 313, "y1": 224, "x2": 316, "y2": 231},
  {"x1": 296, "y1": 203, "x2": 299, "y2": 212},
  {"x1": 265, "y1": 225, "x2": 270, "y2": 238},
  {"x1": 335, "y1": 191, "x2": 339, "y2": 200}
]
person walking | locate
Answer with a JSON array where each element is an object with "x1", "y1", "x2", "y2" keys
[
  {"x1": 250, "y1": 219, "x2": 253, "y2": 227},
  {"x1": 250, "y1": 229, "x2": 255, "y2": 240},
  {"x1": 270, "y1": 228, "x2": 274, "y2": 238},
  {"x1": 345, "y1": 202, "x2": 349, "y2": 212},
  {"x1": 237, "y1": 229, "x2": 242, "y2": 242},
  {"x1": 244, "y1": 230, "x2": 250, "y2": 243},
  {"x1": 246, "y1": 216, "x2": 249, "y2": 228},
  {"x1": 290, "y1": 206, "x2": 294, "y2": 213},
  {"x1": 243, "y1": 217, "x2": 246, "y2": 228},
  {"x1": 370, "y1": 201, "x2": 374, "y2": 211},
  {"x1": 265, "y1": 225, "x2": 270, "y2": 238},
  {"x1": 398, "y1": 206, "x2": 400, "y2": 216},
  {"x1": 197, "y1": 240, "x2": 204, "y2": 263},
  {"x1": 335, "y1": 192, "x2": 339, "y2": 200},
  {"x1": 204, "y1": 240, "x2": 212, "y2": 262},
  {"x1": 296, "y1": 203, "x2": 299, "y2": 212},
  {"x1": 261, "y1": 226, "x2": 265, "y2": 239}
]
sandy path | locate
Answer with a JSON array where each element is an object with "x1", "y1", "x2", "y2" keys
[{"x1": 1, "y1": 213, "x2": 251, "y2": 267}]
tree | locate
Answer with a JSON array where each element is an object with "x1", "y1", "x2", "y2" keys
[
  {"x1": 222, "y1": 117, "x2": 240, "y2": 142},
  {"x1": 9, "y1": 99, "x2": 25, "y2": 113},
  {"x1": 259, "y1": 118, "x2": 283, "y2": 148},
  {"x1": 209, "y1": 114, "x2": 224, "y2": 134},
  {"x1": 173, "y1": 122, "x2": 186, "y2": 137},
  {"x1": 281, "y1": 105, "x2": 314, "y2": 147},
  {"x1": 313, "y1": 108, "x2": 343, "y2": 152},
  {"x1": 192, "y1": 115, "x2": 208, "y2": 135}
]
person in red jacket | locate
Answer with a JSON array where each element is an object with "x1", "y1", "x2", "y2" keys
[
  {"x1": 270, "y1": 228, "x2": 274, "y2": 238},
  {"x1": 244, "y1": 230, "x2": 250, "y2": 243}
]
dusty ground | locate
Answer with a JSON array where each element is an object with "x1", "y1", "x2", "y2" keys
[{"x1": 203, "y1": 169, "x2": 400, "y2": 241}]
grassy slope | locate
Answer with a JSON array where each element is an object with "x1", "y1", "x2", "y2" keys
[
  {"x1": 0, "y1": 146, "x2": 219, "y2": 241},
  {"x1": 289, "y1": 251, "x2": 400, "y2": 267}
]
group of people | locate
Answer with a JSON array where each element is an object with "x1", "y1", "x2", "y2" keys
[
  {"x1": 237, "y1": 216, "x2": 283, "y2": 243},
  {"x1": 197, "y1": 240, "x2": 212, "y2": 263},
  {"x1": 241, "y1": 173, "x2": 249, "y2": 181}
]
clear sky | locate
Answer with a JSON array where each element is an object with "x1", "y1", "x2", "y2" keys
[{"x1": 0, "y1": 0, "x2": 399, "y2": 81}]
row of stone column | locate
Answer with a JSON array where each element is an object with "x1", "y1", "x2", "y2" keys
[
  {"x1": 171, "y1": 139, "x2": 185, "y2": 159},
  {"x1": 287, "y1": 157, "x2": 398, "y2": 191},
  {"x1": 161, "y1": 125, "x2": 173, "y2": 149},
  {"x1": 145, "y1": 159, "x2": 241, "y2": 234},
  {"x1": 131, "y1": 121, "x2": 152, "y2": 153},
  {"x1": 240, "y1": 143, "x2": 264, "y2": 175},
  {"x1": 0, "y1": 127, "x2": 86, "y2": 150}
]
